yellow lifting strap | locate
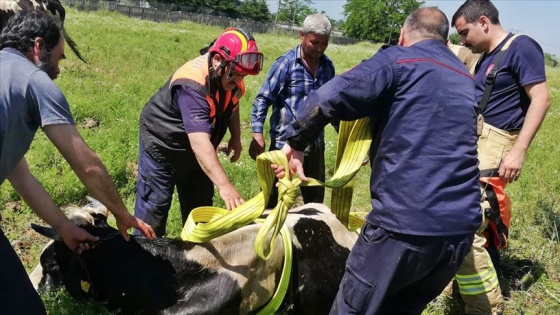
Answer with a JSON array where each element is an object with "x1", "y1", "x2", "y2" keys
[
  {"x1": 330, "y1": 119, "x2": 372, "y2": 229},
  {"x1": 182, "y1": 117, "x2": 371, "y2": 257},
  {"x1": 181, "y1": 117, "x2": 372, "y2": 313},
  {"x1": 255, "y1": 223, "x2": 292, "y2": 315}
]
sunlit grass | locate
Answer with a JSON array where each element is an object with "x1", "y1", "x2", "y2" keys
[{"x1": 0, "y1": 7, "x2": 558, "y2": 315}]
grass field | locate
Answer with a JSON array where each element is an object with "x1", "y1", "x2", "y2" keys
[{"x1": 0, "y1": 8, "x2": 559, "y2": 315}]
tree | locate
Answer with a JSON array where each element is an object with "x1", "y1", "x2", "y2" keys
[
  {"x1": 205, "y1": 0, "x2": 239, "y2": 16},
  {"x1": 449, "y1": 33, "x2": 461, "y2": 44},
  {"x1": 237, "y1": 0, "x2": 272, "y2": 22},
  {"x1": 342, "y1": 0, "x2": 423, "y2": 44},
  {"x1": 275, "y1": 0, "x2": 317, "y2": 26},
  {"x1": 544, "y1": 53, "x2": 558, "y2": 67},
  {"x1": 333, "y1": 19, "x2": 344, "y2": 30}
]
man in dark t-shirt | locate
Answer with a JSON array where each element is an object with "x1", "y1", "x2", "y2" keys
[{"x1": 451, "y1": 1, "x2": 551, "y2": 314}]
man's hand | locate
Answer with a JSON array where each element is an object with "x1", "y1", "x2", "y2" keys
[
  {"x1": 226, "y1": 137, "x2": 242, "y2": 162},
  {"x1": 273, "y1": 144, "x2": 307, "y2": 181},
  {"x1": 113, "y1": 213, "x2": 156, "y2": 240},
  {"x1": 249, "y1": 133, "x2": 266, "y2": 160},
  {"x1": 57, "y1": 222, "x2": 99, "y2": 254},
  {"x1": 499, "y1": 148, "x2": 526, "y2": 183},
  {"x1": 218, "y1": 183, "x2": 245, "y2": 210}
]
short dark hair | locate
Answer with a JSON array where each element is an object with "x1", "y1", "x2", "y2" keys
[
  {"x1": 404, "y1": 7, "x2": 449, "y2": 42},
  {"x1": 0, "y1": 10, "x2": 61, "y2": 53},
  {"x1": 452, "y1": 0, "x2": 500, "y2": 27}
]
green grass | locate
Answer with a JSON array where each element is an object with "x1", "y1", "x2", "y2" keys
[{"x1": 0, "y1": 8, "x2": 559, "y2": 315}]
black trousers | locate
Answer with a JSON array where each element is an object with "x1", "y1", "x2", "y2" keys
[
  {"x1": 267, "y1": 138, "x2": 325, "y2": 208},
  {"x1": 0, "y1": 228, "x2": 46, "y2": 315},
  {"x1": 330, "y1": 223, "x2": 474, "y2": 315},
  {"x1": 134, "y1": 140, "x2": 213, "y2": 237}
]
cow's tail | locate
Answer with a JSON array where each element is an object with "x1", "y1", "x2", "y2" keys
[{"x1": 62, "y1": 27, "x2": 86, "y2": 63}]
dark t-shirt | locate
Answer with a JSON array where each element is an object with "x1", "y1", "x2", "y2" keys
[
  {"x1": 475, "y1": 34, "x2": 547, "y2": 131},
  {"x1": 174, "y1": 85, "x2": 215, "y2": 135}
]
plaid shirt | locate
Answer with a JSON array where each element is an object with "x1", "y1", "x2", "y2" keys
[{"x1": 251, "y1": 44, "x2": 335, "y2": 149}]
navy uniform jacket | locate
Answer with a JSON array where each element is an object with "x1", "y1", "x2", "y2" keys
[{"x1": 286, "y1": 39, "x2": 482, "y2": 236}]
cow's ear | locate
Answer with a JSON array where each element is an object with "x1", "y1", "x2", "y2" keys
[
  {"x1": 30, "y1": 223, "x2": 63, "y2": 241},
  {"x1": 85, "y1": 196, "x2": 109, "y2": 219}
]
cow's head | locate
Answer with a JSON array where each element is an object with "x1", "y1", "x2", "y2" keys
[
  {"x1": 31, "y1": 197, "x2": 178, "y2": 313},
  {"x1": 30, "y1": 197, "x2": 115, "y2": 297}
]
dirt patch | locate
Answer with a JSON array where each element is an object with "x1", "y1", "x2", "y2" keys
[
  {"x1": 5, "y1": 200, "x2": 23, "y2": 212},
  {"x1": 81, "y1": 117, "x2": 100, "y2": 129},
  {"x1": 127, "y1": 162, "x2": 138, "y2": 178},
  {"x1": 217, "y1": 142, "x2": 228, "y2": 153}
]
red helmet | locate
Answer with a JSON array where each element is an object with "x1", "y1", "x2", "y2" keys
[{"x1": 209, "y1": 28, "x2": 263, "y2": 76}]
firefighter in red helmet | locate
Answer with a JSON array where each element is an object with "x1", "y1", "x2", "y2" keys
[{"x1": 134, "y1": 28, "x2": 263, "y2": 236}]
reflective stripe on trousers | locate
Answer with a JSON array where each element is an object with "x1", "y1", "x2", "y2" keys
[
  {"x1": 455, "y1": 233, "x2": 504, "y2": 314},
  {"x1": 453, "y1": 123, "x2": 517, "y2": 315},
  {"x1": 455, "y1": 236, "x2": 500, "y2": 295}
]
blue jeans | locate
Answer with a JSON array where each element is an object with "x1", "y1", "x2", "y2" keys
[{"x1": 330, "y1": 223, "x2": 474, "y2": 315}]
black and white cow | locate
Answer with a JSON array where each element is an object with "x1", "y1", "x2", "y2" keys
[
  {"x1": 30, "y1": 198, "x2": 357, "y2": 314},
  {"x1": 0, "y1": 0, "x2": 86, "y2": 62}
]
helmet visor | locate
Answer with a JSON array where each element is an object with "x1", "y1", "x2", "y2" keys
[{"x1": 234, "y1": 52, "x2": 264, "y2": 75}]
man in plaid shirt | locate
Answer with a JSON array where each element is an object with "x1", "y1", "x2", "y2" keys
[{"x1": 250, "y1": 13, "x2": 335, "y2": 208}]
